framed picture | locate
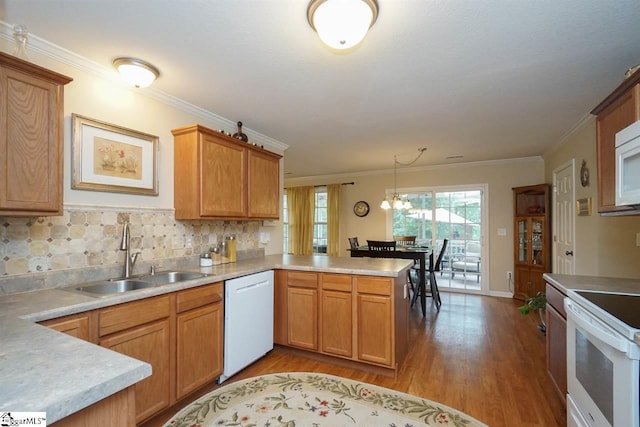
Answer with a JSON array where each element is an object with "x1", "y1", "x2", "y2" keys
[
  {"x1": 576, "y1": 197, "x2": 592, "y2": 216},
  {"x1": 72, "y1": 114, "x2": 159, "y2": 195}
]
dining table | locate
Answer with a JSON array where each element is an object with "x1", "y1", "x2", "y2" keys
[{"x1": 348, "y1": 245, "x2": 434, "y2": 316}]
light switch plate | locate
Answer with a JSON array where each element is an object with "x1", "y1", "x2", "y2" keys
[{"x1": 497, "y1": 228, "x2": 507, "y2": 236}]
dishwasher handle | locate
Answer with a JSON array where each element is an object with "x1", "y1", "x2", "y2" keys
[
  {"x1": 234, "y1": 279, "x2": 270, "y2": 293},
  {"x1": 565, "y1": 298, "x2": 629, "y2": 353}
]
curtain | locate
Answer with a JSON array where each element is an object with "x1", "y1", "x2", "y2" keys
[
  {"x1": 287, "y1": 186, "x2": 315, "y2": 255},
  {"x1": 327, "y1": 184, "x2": 342, "y2": 256}
]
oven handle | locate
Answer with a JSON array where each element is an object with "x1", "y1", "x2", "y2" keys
[{"x1": 565, "y1": 298, "x2": 629, "y2": 353}]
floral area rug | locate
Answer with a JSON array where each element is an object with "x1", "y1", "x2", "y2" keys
[{"x1": 164, "y1": 372, "x2": 488, "y2": 427}]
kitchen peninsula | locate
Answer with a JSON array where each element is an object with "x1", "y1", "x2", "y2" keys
[{"x1": 0, "y1": 254, "x2": 411, "y2": 425}]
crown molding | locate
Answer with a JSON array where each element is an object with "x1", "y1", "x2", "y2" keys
[{"x1": 0, "y1": 20, "x2": 289, "y2": 155}]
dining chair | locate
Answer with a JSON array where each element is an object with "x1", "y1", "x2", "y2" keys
[
  {"x1": 366, "y1": 240, "x2": 397, "y2": 251},
  {"x1": 409, "y1": 238, "x2": 447, "y2": 310},
  {"x1": 348, "y1": 237, "x2": 360, "y2": 250},
  {"x1": 393, "y1": 235, "x2": 416, "y2": 246}
]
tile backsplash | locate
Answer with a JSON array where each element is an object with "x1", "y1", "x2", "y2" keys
[{"x1": 0, "y1": 205, "x2": 262, "y2": 278}]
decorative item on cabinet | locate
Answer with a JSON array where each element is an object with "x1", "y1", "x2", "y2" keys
[
  {"x1": 512, "y1": 184, "x2": 550, "y2": 301},
  {"x1": 0, "y1": 51, "x2": 72, "y2": 216},
  {"x1": 171, "y1": 124, "x2": 282, "y2": 220},
  {"x1": 232, "y1": 121, "x2": 248, "y2": 142},
  {"x1": 591, "y1": 65, "x2": 640, "y2": 214}
]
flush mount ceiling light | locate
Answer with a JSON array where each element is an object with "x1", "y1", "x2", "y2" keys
[
  {"x1": 381, "y1": 148, "x2": 427, "y2": 210},
  {"x1": 307, "y1": 0, "x2": 378, "y2": 50},
  {"x1": 113, "y1": 57, "x2": 160, "y2": 88}
]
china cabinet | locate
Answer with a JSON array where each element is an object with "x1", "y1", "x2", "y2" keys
[
  {"x1": 0, "y1": 51, "x2": 72, "y2": 216},
  {"x1": 513, "y1": 184, "x2": 550, "y2": 300},
  {"x1": 591, "y1": 67, "x2": 640, "y2": 214}
]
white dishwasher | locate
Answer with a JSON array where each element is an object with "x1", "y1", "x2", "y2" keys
[{"x1": 218, "y1": 270, "x2": 274, "y2": 383}]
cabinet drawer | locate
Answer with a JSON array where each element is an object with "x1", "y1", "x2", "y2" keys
[
  {"x1": 321, "y1": 273, "x2": 352, "y2": 292},
  {"x1": 545, "y1": 283, "x2": 566, "y2": 318},
  {"x1": 99, "y1": 295, "x2": 171, "y2": 337},
  {"x1": 287, "y1": 271, "x2": 318, "y2": 289},
  {"x1": 356, "y1": 276, "x2": 391, "y2": 296},
  {"x1": 176, "y1": 282, "x2": 223, "y2": 313}
]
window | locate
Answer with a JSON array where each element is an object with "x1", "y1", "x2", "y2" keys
[{"x1": 282, "y1": 188, "x2": 328, "y2": 254}]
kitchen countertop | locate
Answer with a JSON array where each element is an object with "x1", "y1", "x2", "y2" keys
[
  {"x1": 543, "y1": 273, "x2": 640, "y2": 295},
  {"x1": 0, "y1": 254, "x2": 412, "y2": 423}
]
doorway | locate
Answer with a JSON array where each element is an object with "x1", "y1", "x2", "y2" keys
[
  {"x1": 389, "y1": 185, "x2": 488, "y2": 293},
  {"x1": 553, "y1": 160, "x2": 576, "y2": 274}
]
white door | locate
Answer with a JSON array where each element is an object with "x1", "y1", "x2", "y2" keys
[{"x1": 553, "y1": 160, "x2": 575, "y2": 274}]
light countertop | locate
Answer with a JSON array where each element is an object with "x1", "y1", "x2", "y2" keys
[
  {"x1": 543, "y1": 273, "x2": 640, "y2": 295},
  {"x1": 0, "y1": 254, "x2": 411, "y2": 423}
]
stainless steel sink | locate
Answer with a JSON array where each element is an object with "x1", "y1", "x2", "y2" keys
[
  {"x1": 68, "y1": 279, "x2": 156, "y2": 297},
  {"x1": 137, "y1": 271, "x2": 207, "y2": 284},
  {"x1": 63, "y1": 271, "x2": 209, "y2": 297}
]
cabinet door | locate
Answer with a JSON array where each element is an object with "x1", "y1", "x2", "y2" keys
[
  {"x1": 531, "y1": 218, "x2": 545, "y2": 267},
  {"x1": 176, "y1": 303, "x2": 223, "y2": 400},
  {"x1": 0, "y1": 66, "x2": 63, "y2": 214},
  {"x1": 595, "y1": 86, "x2": 638, "y2": 213},
  {"x1": 287, "y1": 287, "x2": 318, "y2": 350},
  {"x1": 248, "y1": 149, "x2": 280, "y2": 219},
  {"x1": 200, "y1": 133, "x2": 247, "y2": 217},
  {"x1": 546, "y1": 304, "x2": 567, "y2": 401},
  {"x1": 356, "y1": 293, "x2": 392, "y2": 366},
  {"x1": 100, "y1": 319, "x2": 171, "y2": 423},
  {"x1": 39, "y1": 312, "x2": 92, "y2": 342},
  {"x1": 516, "y1": 219, "x2": 529, "y2": 264},
  {"x1": 320, "y1": 290, "x2": 352, "y2": 357}
]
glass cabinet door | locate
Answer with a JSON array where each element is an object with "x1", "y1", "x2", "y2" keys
[
  {"x1": 531, "y1": 218, "x2": 544, "y2": 267},
  {"x1": 517, "y1": 219, "x2": 528, "y2": 263}
]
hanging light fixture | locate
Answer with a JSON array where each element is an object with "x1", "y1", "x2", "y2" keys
[
  {"x1": 113, "y1": 57, "x2": 160, "y2": 88},
  {"x1": 380, "y1": 148, "x2": 427, "y2": 210},
  {"x1": 307, "y1": 0, "x2": 378, "y2": 50}
]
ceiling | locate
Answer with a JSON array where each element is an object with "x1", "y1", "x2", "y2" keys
[{"x1": 1, "y1": 1, "x2": 640, "y2": 178}]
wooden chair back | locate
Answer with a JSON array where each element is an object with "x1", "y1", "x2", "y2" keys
[
  {"x1": 367, "y1": 240, "x2": 397, "y2": 251},
  {"x1": 394, "y1": 235, "x2": 416, "y2": 246},
  {"x1": 348, "y1": 237, "x2": 360, "y2": 249},
  {"x1": 433, "y1": 239, "x2": 449, "y2": 272}
]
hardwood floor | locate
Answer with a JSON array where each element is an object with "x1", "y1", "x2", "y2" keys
[{"x1": 142, "y1": 292, "x2": 566, "y2": 427}]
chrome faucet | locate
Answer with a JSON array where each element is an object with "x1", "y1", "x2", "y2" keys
[{"x1": 120, "y1": 223, "x2": 139, "y2": 278}]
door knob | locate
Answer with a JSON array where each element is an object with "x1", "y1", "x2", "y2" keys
[{"x1": 565, "y1": 250, "x2": 574, "y2": 256}]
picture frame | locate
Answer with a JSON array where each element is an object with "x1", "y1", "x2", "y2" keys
[
  {"x1": 72, "y1": 114, "x2": 159, "y2": 195},
  {"x1": 576, "y1": 197, "x2": 592, "y2": 216}
]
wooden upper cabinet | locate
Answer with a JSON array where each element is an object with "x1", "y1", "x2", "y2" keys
[
  {"x1": 0, "y1": 52, "x2": 72, "y2": 216},
  {"x1": 172, "y1": 124, "x2": 281, "y2": 220},
  {"x1": 248, "y1": 149, "x2": 280, "y2": 218},
  {"x1": 591, "y1": 70, "x2": 640, "y2": 214}
]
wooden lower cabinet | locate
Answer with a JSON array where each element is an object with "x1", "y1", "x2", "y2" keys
[
  {"x1": 176, "y1": 283, "x2": 224, "y2": 400},
  {"x1": 39, "y1": 312, "x2": 93, "y2": 341},
  {"x1": 275, "y1": 270, "x2": 407, "y2": 372},
  {"x1": 51, "y1": 387, "x2": 135, "y2": 427},
  {"x1": 288, "y1": 286, "x2": 318, "y2": 350},
  {"x1": 514, "y1": 265, "x2": 546, "y2": 300},
  {"x1": 545, "y1": 282, "x2": 567, "y2": 402},
  {"x1": 320, "y1": 273, "x2": 353, "y2": 358},
  {"x1": 100, "y1": 319, "x2": 171, "y2": 423},
  {"x1": 356, "y1": 277, "x2": 392, "y2": 366}
]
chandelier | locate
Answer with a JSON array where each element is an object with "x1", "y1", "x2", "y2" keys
[{"x1": 380, "y1": 148, "x2": 427, "y2": 210}]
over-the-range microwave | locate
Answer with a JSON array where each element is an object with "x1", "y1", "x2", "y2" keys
[{"x1": 615, "y1": 120, "x2": 640, "y2": 206}]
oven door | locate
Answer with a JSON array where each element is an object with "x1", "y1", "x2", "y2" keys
[{"x1": 565, "y1": 298, "x2": 639, "y2": 427}]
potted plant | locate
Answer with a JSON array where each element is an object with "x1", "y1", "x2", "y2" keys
[{"x1": 518, "y1": 291, "x2": 547, "y2": 334}]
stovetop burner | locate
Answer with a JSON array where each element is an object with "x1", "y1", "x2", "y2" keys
[{"x1": 575, "y1": 291, "x2": 640, "y2": 330}]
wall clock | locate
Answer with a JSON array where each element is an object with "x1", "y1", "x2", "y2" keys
[
  {"x1": 580, "y1": 160, "x2": 590, "y2": 187},
  {"x1": 353, "y1": 201, "x2": 370, "y2": 217}
]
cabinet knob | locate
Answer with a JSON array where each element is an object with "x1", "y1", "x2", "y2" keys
[{"x1": 565, "y1": 250, "x2": 574, "y2": 256}]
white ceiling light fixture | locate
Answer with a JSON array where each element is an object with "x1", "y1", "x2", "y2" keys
[
  {"x1": 307, "y1": 0, "x2": 378, "y2": 50},
  {"x1": 113, "y1": 57, "x2": 160, "y2": 88},
  {"x1": 381, "y1": 148, "x2": 427, "y2": 210}
]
